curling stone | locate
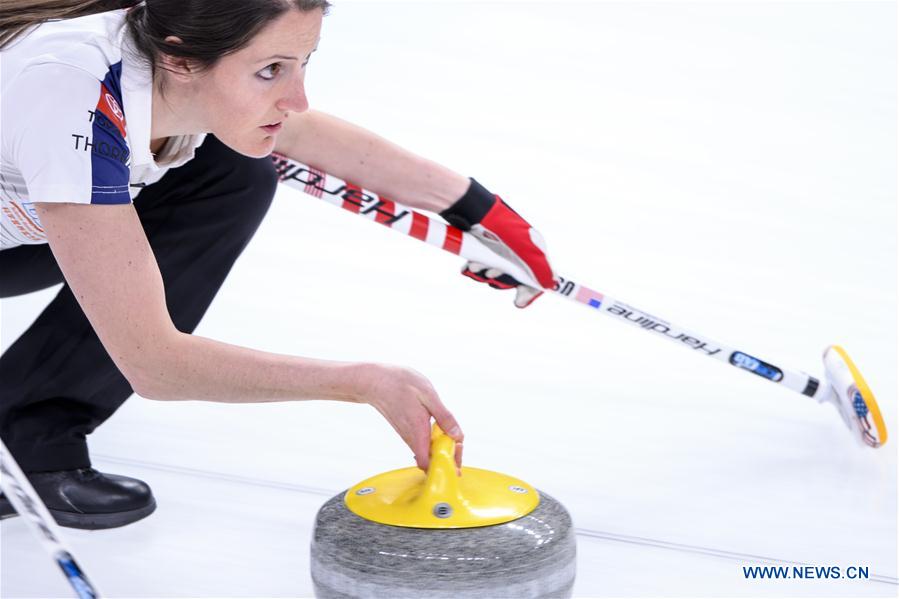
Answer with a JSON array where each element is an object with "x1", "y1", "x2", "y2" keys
[{"x1": 310, "y1": 425, "x2": 577, "y2": 598}]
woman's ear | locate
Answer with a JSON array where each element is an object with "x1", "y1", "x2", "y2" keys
[{"x1": 157, "y1": 36, "x2": 197, "y2": 81}]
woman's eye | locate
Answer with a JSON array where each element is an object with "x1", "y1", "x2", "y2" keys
[{"x1": 258, "y1": 63, "x2": 282, "y2": 81}]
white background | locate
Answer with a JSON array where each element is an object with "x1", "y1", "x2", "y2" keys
[{"x1": 2, "y1": 1, "x2": 897, "y2": 597}]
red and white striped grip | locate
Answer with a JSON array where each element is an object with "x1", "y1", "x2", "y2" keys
[{"x1": 270, "y1": 153, "x2": 541, "y2": 288}]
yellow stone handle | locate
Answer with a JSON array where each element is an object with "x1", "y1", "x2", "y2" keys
[{"x1": 415, "y1": 424, "x2": 462, "y2": 513}]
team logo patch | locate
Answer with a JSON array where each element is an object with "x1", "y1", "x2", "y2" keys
[
  {"x1": 105, "y1": 93, "x2": 123, "y2": 121},
  {"x1": 96, "y1": 83, "x2": 127, "y2": 138}
]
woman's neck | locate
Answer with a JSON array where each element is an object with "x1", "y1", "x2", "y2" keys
[{"x1": 150, "y1": 79, "x2": 204, "y2": 156}]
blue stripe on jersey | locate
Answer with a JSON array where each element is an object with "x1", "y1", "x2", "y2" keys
[{"x1": 90, "y1": 61, "x2": 131, "y2": 205}]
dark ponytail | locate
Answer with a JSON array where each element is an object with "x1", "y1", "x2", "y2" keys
[
  {"x1": 0, "y1": 1, "x2": 139, "y2": 48},
  {"x1": 0, "y1": 0, "x2": 331, "y2": 69}
]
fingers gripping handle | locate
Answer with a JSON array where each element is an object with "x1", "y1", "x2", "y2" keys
[
  {"x1": 457, "y1": 231, "x2": 542, "y2": 289},
  {"x1": 270, "y1": 154, "x2": 543, "y2": 289}
]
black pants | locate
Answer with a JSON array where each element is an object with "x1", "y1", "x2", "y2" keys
[{"x1": 0, "y1": 136, "x2": 277, "y2": 472}]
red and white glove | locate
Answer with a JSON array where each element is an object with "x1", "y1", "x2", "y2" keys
[{"x1": 440, "y1": 179, "x2": 555, "y2": 308}]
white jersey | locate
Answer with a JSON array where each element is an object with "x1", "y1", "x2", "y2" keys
[{"x1": 0, "y1": 9, "x2": 206, "y2": 250}]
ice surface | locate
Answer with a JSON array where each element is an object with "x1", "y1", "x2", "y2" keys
[{"x1": 2, "y1": 2, "x2": 896, "y2": 597}]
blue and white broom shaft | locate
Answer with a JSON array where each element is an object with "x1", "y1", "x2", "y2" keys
[
  {"x1": 270, "y1": 153, "x2": 825, "y2": 402},
  {"x1": 0, "y1": 438, "x2": 100, "y2": 598}
]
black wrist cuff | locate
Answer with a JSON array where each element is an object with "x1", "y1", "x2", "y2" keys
[{"x1": 439, "y1": 178, "x2": 496, "y2": 231}]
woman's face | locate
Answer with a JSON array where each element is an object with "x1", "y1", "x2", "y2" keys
[{"x1": 194, "y1": 8, "x2": 323, "y2": 158}]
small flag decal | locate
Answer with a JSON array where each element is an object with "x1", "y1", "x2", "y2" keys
[{"x1": 576, "y1": 286, "x2": 604, "y2": 309}]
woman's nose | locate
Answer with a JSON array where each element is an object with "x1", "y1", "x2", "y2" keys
[{"x1": 278, "y1": 78, "x2": 308, "y2": 113}]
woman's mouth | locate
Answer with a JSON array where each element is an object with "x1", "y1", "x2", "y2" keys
[{"x1": 261, "y1": 122, "x2": 282, "y2": 134}]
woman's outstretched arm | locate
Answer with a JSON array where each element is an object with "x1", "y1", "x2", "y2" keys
[{"x1": 33, "y1": 200, "x2": 462, "y2": 469}]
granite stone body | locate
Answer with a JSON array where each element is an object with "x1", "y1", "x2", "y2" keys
[{"x1": 311, "y1": 490, "x2": 576, "y2": 599}]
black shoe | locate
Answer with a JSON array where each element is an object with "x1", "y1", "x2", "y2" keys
[{"x1": 0, "y1": 467, "x2": 156, "y2": 530}]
